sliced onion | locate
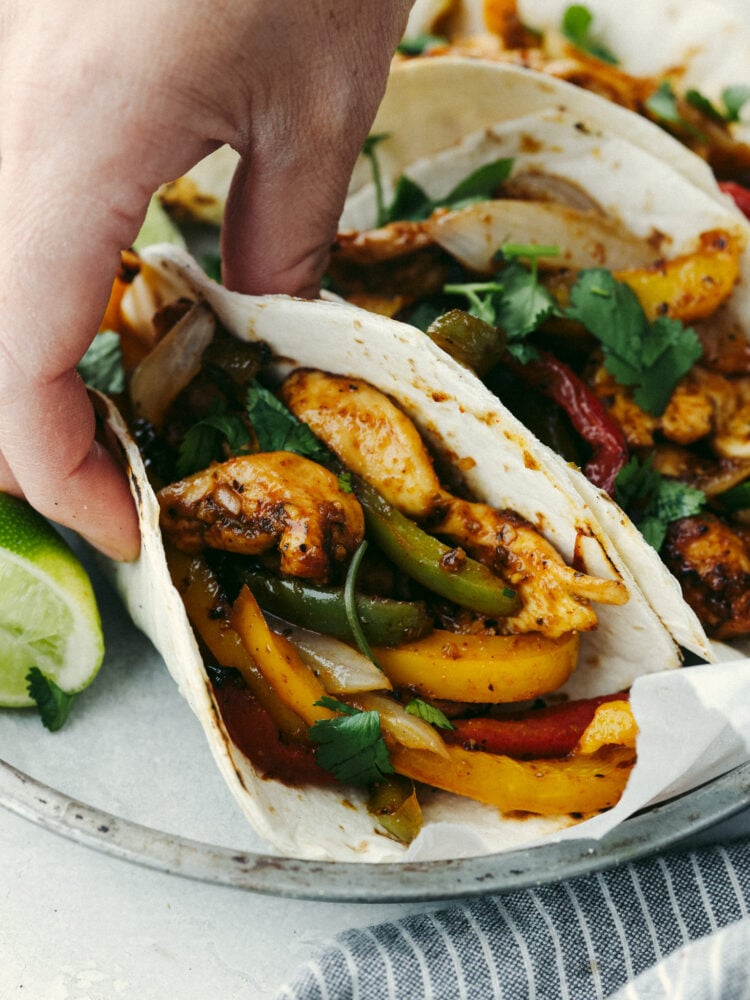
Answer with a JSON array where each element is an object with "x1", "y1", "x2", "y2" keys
[
  {"x1": 129, "y1": 301, "x2": 216, "y2": 428},
  {"x1": 119, "y1": 260, "x2": 194, "y2": 338},
  {"x1": 351, "y1": 692, "x2": 449, "y2": 758},
  {"x1": 266, "y1": 618, "x2": 447, "y2": 755},
  {"x1": 267, "y1": 615, "x2": 392, "y2": 695},
  {"x1": 502, "y1": 170, "x2": 603, "y2": 213},
  {"x1": 425, "y1": 200, "x2": 657, "y2": 274}
]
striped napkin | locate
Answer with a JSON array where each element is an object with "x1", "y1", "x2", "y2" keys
[{"x1": 277, "y1": 837, "x2": 750, "y2": 999}]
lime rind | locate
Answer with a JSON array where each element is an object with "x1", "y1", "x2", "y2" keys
[{"x1": 0, "y1": 495, "x2": 104, "y2": 708}]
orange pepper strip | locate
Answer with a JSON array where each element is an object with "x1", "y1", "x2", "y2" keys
[
  {"x1": 230, "y1": 586, "x2": 336, "y2": 727},
  {"x1": 373, "y1": 629, "x2": 580, "y2": 702},
  {"x1": 574, "y1": 700, "x2": 638, "y2": 754},
  {"x1": 615, "y1": 229, "x2": 741, "y2": 323},
  {"x1": 390, "y1": 743, "x2": 635, "y2": 815},
  {"x1": 99, "y1": 250, "x2": 140, "y2": 332}
]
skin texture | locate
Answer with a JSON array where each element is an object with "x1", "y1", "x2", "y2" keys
[{"x1": 0, "y1": 0, "x2": 412, "y2": 559}]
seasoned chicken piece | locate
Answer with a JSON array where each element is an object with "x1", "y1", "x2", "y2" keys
[
  {"x1": 334, "y1": 222, "x2": 433, "y2": 266},
  {"x1": 663, "y1": 514, "x2": 750, "y2": 639},
  {"x1": 689, "y1": 369, "x2": 750, "y2": 461},
  {"x1": 280, "y1": 370, "x2": 627, "y2": 637},
  {"x1": 280, "y1": 371, "x2": 444, "y2": 519},
  {"x1": 157, "y1": 452, "x2": 364, "y2": 583},
  {"x1": 591, "y1": 364, "x2": 750, "y2": 460},
  {"x1": 431, "y1": 502, "x2": 626, "y2": 635}
]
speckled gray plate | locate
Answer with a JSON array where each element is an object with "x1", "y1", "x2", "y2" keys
[{"x1": 3, "y1": 755, "x2": 750, "y2": 903}]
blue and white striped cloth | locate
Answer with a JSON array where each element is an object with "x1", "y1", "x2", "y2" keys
[{"x1": 277, "y1": 838, "x2": 750, "y2": 999}]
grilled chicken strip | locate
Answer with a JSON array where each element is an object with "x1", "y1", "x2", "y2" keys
[
  {"x1": 591, "y1": 365, "x2": 750, "y2": 460},
  {"x1": 157, "y1": 452, "x2": 365, "y2": 583},
  {"x1": 279, "y1": 369, "x2": 627, "y2": 636},
  {"x1": 663, "y1": 514, "x2": 750, "y2": 639}
]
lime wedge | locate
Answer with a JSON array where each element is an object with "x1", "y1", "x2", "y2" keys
[{"x1": 0, "y1": 493, "x2": 104, "y2": 707}]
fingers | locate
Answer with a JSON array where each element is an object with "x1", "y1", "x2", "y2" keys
[
  {"x1": 221, "y1": 1, "x2": 413, "y2": 297},
  {"x1": 0, "y1": 2, "x2": 221, "y2": 559}
]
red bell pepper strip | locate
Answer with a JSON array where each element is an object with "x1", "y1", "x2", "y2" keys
[
  {"x1": 443, "y1": 691, "x2": 629, "y2": 759},
  {"x1": 516, "y1": 351, "x2": 629, "y2": 495},
  {"x1": 718, "y1": 181, "x2": 750, "y2": 220}
]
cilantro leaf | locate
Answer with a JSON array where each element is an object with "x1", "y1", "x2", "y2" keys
[
  {"x1": 444, "y1": 249, "x2": 559, "y2": 362},
  {"x1": 562, "y1": 5, "x2": 618, "y2": 65},
  {"x1": 494, "y1": 262, "x2": 558, "y2": 358},
  {"x1": 722, "y1": 84, "x2": 750, "y2": 122},
  {"x1": 77, "y1": 331, "x2": 125, "y2": 394},
  {"x1": 362, "y1": 132, "x2": 391, "y2": 227},
  {"x1": 310, "y1": 701, "x2": 394, "y2": 785},
  {"x1": 614, "y1": 457, "x2": 705, "y2": 550},
  {"x1": 201, "y1": 253, "x2": 223, "y2": 283},
  {"x1": 443, "y1": 159, "x2": 515, "y2": 210},
  {"x1": 396, "y1": 33, "x2": 447, "y2": 55},
  {"x1": 718, "y1": 481, "x2": 750, "y2": 512},
  {"x1": 246, "y1": 382, "x2": 331, "y2": 464},
  {"x1": 685, "y1": 85, "x2": 750, "y2": 125},
  {"x1": 443, "y1": 280, "x2": 506, "y2": 326},
  {"x1": 566, "y1": 269, "x2": 702, "y2": 415},
  {"x1": 26, "y1": 667, "x2": 76, "y2": 732},
  {"x1": 644, "y1": 80, "x2": 683, "y2": 123},
  {"x1": 685, "y1": 88, "x2": 726, "y2": 124},
  {"x1": 405, "y1": 698, "x2": 456, "y2": 730},
  {"x1": 176, "y1": 399, "x2": 251, "y2": 477},
  {"x1": 379, "y1": 159, "x2": 514, "y2": 225},
  {"x1": 645, "y1": 81, "x2": 700, "y2": 136},
  {"x1": 386, "y1": 175, "x2": 433, "y2": 223}
]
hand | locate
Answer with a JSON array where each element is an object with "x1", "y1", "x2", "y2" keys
[{"x1": 0, "y1": 0, "x2": 412, "y2": 559}]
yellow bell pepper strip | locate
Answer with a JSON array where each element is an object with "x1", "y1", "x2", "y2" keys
[
  {"x1": 615, "y1": 229, "x2": 741, "y2": 323},
  {"x1": 367, "y1": 775, "x2": 423, "y2": 844},
  {"x1": 165, "y1": 545, "x2": 309, "y2": 739},
  {"x1": 389, "y1": 743, "x2": 635, "y2": 815},
  {"x1": 373, "y1": 629, "x2": 580, "y2": 703},
  {"x1": 356, "y1": 479, "x2": 519, "y2": 618},
  {"x1": 230, "y1": 585, "x2": 336, "y2": 727}
]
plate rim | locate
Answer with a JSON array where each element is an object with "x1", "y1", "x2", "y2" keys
[{"x1": 3, "y1": 755, "x2": 750, "y2": 903}]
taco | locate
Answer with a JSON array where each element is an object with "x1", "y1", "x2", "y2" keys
[
  {"x1": 89, "y1": 217, "x2": 704, "y2": 862},
  {"x1": 332, "y1": 56, "x2": 750, "y2": 654},
  {"x1": 399, "y1": 0, "x2": 750, "y2": 192}
]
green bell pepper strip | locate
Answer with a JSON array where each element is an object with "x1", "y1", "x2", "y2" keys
[
  {"x1": 222, "y1": 565, "x2": 434, "y2": 647},
  {"x1": 355, "y1": 480, "x2": 519, "y2": 619}
]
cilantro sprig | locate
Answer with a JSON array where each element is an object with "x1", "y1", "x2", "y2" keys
[
  {"x1": 246, "y1": 382, "x2": 332, "y2": 464},
  {"x1": 644, "y1": 81, "x2": 701, "y2": 136},
  {"x1": 566, "y1": 269, "x2": 703, "y2": 415},
  {"x1": 562, "y1": 5, "x2": 619, "y2": 65},
  {"x1": 362, "y1": 136, "x2": 514, "y2": 227},
  {"x1": 444, "y1": 244, "x2": 560, "y2": 362},
  {"x1": 614, "y1": 457, "x2": 705, "y2": 550},
  {"x1": 396, "y1": 33, "x2": 447, "y2": 56},
  {"x1": 310, "y1": 697, "x2": 393, "y2": 786},
  {"x1": 176, "y1": 399, "x2": 251, "y2": 477},
  {"x1": 686, "y1": 85, "x2": 750, "y2": 125},
  {"x1": 77, "y1": 331, "x2": 125, "y2": 395},
  {"x1": 26, "y1": 667, "x2": 76, "y2": 732}
]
